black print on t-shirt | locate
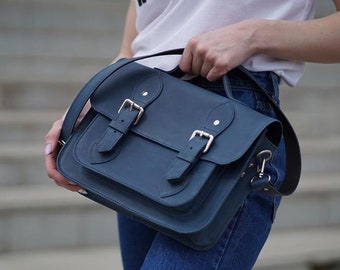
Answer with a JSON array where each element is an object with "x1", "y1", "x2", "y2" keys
[{"x1": 137, "y1": 0, "x2": 147, "y2": 7}]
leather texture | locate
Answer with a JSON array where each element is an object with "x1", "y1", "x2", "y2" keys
[{"x1": 57, "y1": 50, "x2": 301, "y2": 250}]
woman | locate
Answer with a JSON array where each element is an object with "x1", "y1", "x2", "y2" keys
[{"x1": 45, "y1": 1, "x2": 340, "y2": 269}]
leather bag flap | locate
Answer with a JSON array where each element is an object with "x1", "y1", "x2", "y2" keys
[{"x1": 80, "y1": 62, "x2": 281, "y2": 165}]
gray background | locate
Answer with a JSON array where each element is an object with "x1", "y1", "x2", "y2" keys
[{"x1": 0, "y1": 1, "x2": 339, "y2": 269}]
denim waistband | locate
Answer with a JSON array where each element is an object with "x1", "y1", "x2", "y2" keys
[{"x1": 189, "y1": 68, "x2": 280, "y2": 104}]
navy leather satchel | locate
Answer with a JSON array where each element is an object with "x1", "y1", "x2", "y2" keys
[{"x1": 57, "y1": 49, "x2": 301, "y2": 250}]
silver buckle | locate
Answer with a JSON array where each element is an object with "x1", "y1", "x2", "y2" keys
[
  {"x1": 118, "y1": 99, "x2": 144, "y2": 125},
  {"x1": 189, "y1": 130, "x2": 214, "y2": 153}
]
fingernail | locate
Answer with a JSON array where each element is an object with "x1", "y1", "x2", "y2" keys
[
  {"x1": 68, "y1": 181, "x2": 78, "y2": 186},
  {"x1": 78, "y1": 189, "x2": 88, "y2": 195},
  {"x1": 45, "y1": 144, "x2": 52, "y2": 155}
]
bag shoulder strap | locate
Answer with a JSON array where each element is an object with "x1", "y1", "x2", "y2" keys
[
  {"x1": 236, "y1": 66, "x2": 301, "y2": 196},
  {"x1": 61, "y1": 49, "x2": 184, "y2": 141},
  {"x1": 60, "y1": 49, "x2": 301, "y2": 196}
]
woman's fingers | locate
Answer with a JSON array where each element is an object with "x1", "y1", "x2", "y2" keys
[{"x1": 44, "y1": 118, "x2": 85, "y2": 193}]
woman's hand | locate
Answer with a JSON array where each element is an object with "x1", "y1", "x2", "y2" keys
[
  {"x1": 180, "y1": 6, "x2": 340, "y2": 81},
  {"x1": 44, "y1": 118, "x2": 86, "y2": 194},
  {"x1": 179, "y1": 20, "x2": 259, "y2": 81}
]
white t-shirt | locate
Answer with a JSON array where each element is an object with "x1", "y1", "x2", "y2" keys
[{"x1": 131, "y1": 0, "x2": 316, "y2": 86}]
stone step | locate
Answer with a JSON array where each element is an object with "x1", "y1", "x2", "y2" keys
[
  {"x1": 0, "y1": 30, "x2": 121, "y2": 61},
  {"x1": 292, "y1": 63, "x2": 340, "y2": 90},
  {"x1": 0, "y1": 227, "x2": 339, "y2": 270},
  {"x1": 0, "y1": 170, "x2": 339, "y2": 252},
  {"x1": 0, "y1": 54, "x2": 111, "y2": 84},
  {"x1": 0, "y1": 0, "x2": 128, "y2": 62},
  {"x1": 285, "y1": 110, "x2": 340, "y2": 140},
  {"x1": 274, "y1": 172, "x2": 340, "y2": 229},
  {"x1": 0, "y1": 0, "x2": 127, "y2": 35},
  {"x1": 1, "y1": 225, "x2": 340, "y2": 270},
  {"x1": 254, "y1": 227, "x2": 340, "y2": 270},
  {"x1": 300, "y1": 137, "x2": 340, "y2": 173},
  {"x1": 0, "y1": 110, "x2": 62, "y2": 144},
  {"x1": 0, "y1": 55, "x2": 111, "y2": 111},
  {"x1": 0, "y1": 80, "x2": 88, "y2": 111},
  {"x1": 0, "y1": 185, "x2": 119, "y2": 253},
  {"x1": 0, "y1": 246, "x2": 124, "y2": 270},
  {"x1": 0, "y1": 143, "x2": 46, "y2": 186}
]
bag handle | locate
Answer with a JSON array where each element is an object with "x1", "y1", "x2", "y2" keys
[{"x1": 60, "y1": 48, "x2": 301, "y2": 196}]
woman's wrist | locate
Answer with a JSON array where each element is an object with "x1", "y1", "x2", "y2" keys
[
  {"x1": 249, "y1": 14, "x2": 340, "y2": 63},
  {"x1": 247, "y1": 19, "x2": 281, "y2": 58}
]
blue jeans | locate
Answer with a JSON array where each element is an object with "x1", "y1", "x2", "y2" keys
[{"x1": 118, "y1": 69, "x2": 285, "y2": 270}]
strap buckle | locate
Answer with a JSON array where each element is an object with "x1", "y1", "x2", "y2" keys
[
  {"x1": 189, "y1": 130, "x2": 214, "y2": 153},
  {"x1": 118, "y1": 99, "x2": 144, "y2": 125}
]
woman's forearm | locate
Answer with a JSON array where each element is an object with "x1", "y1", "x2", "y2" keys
[
  {"x1": 254, "y1": 11, "x2": 340, "y2": 64},
  {"x1": 115, "y1": 0, "x2": 137, "y2": 61}
]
